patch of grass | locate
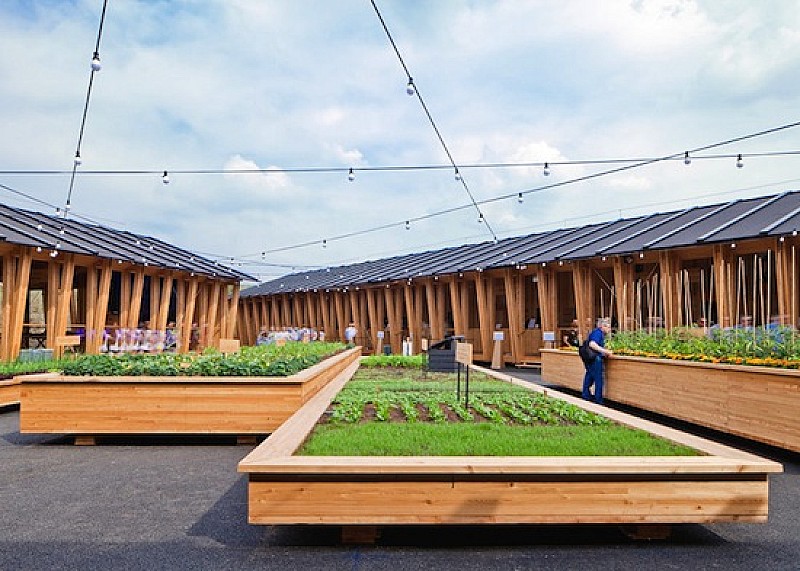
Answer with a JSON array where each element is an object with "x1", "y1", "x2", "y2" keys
[
  {"x1": 298, "y1": 422, "x2": 698, "y2": 456},
  {"x1": 297, "y1": 367, "x2": 700, "y2": 457}
]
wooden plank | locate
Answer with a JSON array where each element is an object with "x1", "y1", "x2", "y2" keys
[
  {"x1": 19, "y1": 347, "x2": 360, "y2": 435},
  {"x1": 541, "y1": 349, "x2": 800, "y2": 453},
  {"x1": 128, "y1": 269, "x2": 145, "y2": 329},
  {"x1": 10, "y1": 249, "x2": 33, "y2": 360}
]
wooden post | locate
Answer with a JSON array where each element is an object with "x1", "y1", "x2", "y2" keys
[
  {"x1": 179, "y1": 277, "x2": 198, "y2": 353},
  {"x1": 658, "y1": 251, "x2": 680, "y2": 329},
  {"x1": 206, "y1": 280, "x2": 221, "y2": 348},
  {"x1": 474, "y1": 273, "x2": 493, "y2": 360},
  {"x1": 613, "y1": 256, "x2": 635, "y2": 331},
  {"x1": 227, "y1": 283, "x2": 241, "y2": 340},
  {"x1": 713, "y1": 245, "x2": 733, "y2": 328},
  {"x1": 119, "y1": 271, "x2": 131, "y2": 331},
  {"x1": 51, "y1": 255, "x2": 75, "y2": 359},
  {"x1": 2, "y1": 249, "x2": 32, "y2": 361},
  {"x1": 449, "y1": 278, "x2": 465, "y2": 337},
  {"x1": 128, "y1": 270, "x2": 145, "y2": 329},
  {"x1": 503, "y1": 268, "x2": 523, "y2": 364},
  {"x1": 86, "y1": 260, "x2": 112, "y2": 354}
]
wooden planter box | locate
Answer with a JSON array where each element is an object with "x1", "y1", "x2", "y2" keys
[
  {"x1": 238, "y1": 363, "x2": 781, "y2": 526},
  {"x1": 18, "y1": 347, "x2": 361, "y2": 437},
  {"x1": 0, "y1": 378, "x2": 20, "y2": 408},
  {"x1": 541, "y1": 349, "x2": 800, "y2": 453}
]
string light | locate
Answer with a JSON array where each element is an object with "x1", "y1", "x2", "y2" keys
[
  {"x1": 478, "y1": 212, "x2": 484, "y2": 224},
  {"x1": 405, "y1": 220, "x2": 410, "y2": 230},
  {"x1": 517, "y1": 192, "x2": 523, "y2": 204},
  {"x1": 73, "y1": 151, "x2": 82, "y2": 166},
  {"x1": 406, "y1": 78, "x2": 415, "y2": 96},
  {"x1": 322, "y1": 239, "x2": 327, "y2": 248},
  {"x1": 543, "y1": 162, "x2": 550, "y2": 176},
  {"x1": 684, "y1": 151, "x2": 691, "y2": 165},
  {"x1": 736, "y1": 154, "x2": 744, "y2": 168},
  {"x1": 162, "y1": 170, "x2": 170, "y2": 185},
  {"x1": 91, "y1": 52, "x2": 101, "y2": 71},
  {"x1": 454, "y1": 168, "x2": 461, "y2": 181}
]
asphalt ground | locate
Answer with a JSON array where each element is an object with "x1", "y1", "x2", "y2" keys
[{"x1": 1, "y1": 369, "x2": 799, "y2": 571}]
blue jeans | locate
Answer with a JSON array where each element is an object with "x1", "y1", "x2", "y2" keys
[{"x1": 582, "y1": 356, "x2": 604, "y2": 404}]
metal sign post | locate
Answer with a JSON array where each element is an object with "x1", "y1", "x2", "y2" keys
[{"x1": 455, "y1": 342, "x2": 473, "y2": 408}]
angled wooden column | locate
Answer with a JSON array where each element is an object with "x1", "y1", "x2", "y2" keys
[
  {"x1": 448, "y1": 278, "x2": 466, "y2": 337},
  {"x1": 52, "y1": 254, "x2": 76, "y2": 359},
  {"x1": 333, "y1": 291, "x2": 346, "y2": 342},
  {"x1": 176, "y1": 278, "x2": 186, "y2": 347},
  {"x1": 196, "y1": 281, "x2": 210, "y2": 349},
  {"x1": 206, "y1": 280, "x2": 221, "y2": 348},
  {"x1": 774, "y1": 238, "x2": 794, "y2": 325},
  {"x1": 435, "y1": 280, "x2": 446, "y2": 340},
  {"x1": 179, "y1": 277, "x2": 199, "y2": 353},
  {"x1": 223, "y1": 283, "x2": 240, "y2": 340},
  {"x1": 503, "y1": 268, "x2": 524, "y2": 364},
  {"x1": 119, "y1": 271, "x2": 131, "y2": 330},
  {"x1": 658, "y1": 251, "x2": 680, "y2": 329},
  {"x1": 305, "y1": 294, "x2": 317, "y2": 331},
  {"x1": 2, "y1": 248, "x2": 32, "y2": 361},
  {"x1": 46, "y1": 259, "x2": 59, "y2": 351},
  {"x1": 366, "y1": 288, "x2": 381, "y2": 354},
  {"x1": 384, "y1": 286, "x2": 402, "y2": 354},
  {"x1": 292, "y1": 294, "x2": 303, "y2": 327},
  {"x1": 127, "y1": 269, "x2": 145, "y2": 329},
  {"x1": 536, "y1": 266, "x2": 557, "y2": 337},
  {"x1": 572, "y1": 261, "x2": 593, "y2": 340},
  {"x1": 349, "y1": 290, "x2": 363, "y2": 344},
  {"x1": 403, "y1": 282, "x2": 420, "y2": 353},
  {"x1": 260, "y1": 298, "x2": 270, "y2": 332},
  {"x1": 149, "y1": 275, "x2": 161, "y2": 326},
  {"x1": 319, "y1": 293, "x2": 332, "y2": 340},
  {"x1": 242, "y1": 298, "x2": 255, "y2": 345},
  {"x1": 153, "y1": 274, "x2": 174, "y2": 333},
  {"x1": 473, "y1": 273, "x2": 493, "y2": 359},
  {"x1": 612, "y1": 256, "x2": 635, "y2": 331},
  {"x1": 86, "y1": 260, "x2": 113, "y2": 354},
  {"x1": 279, "y1": 294, "x2": 290, "y2": 328},
  {"x1": 425, "y1": 280, "x2": 441, "y2": 342}
]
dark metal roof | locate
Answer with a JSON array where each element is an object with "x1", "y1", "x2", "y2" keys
[
  {"x1": 241, "y1": 190, "x2": 800, "y2": 298},
  {"x1": 0, "y1": 203, "x2": 252, "y2": 281}
]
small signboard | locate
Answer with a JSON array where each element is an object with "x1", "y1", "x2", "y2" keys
[
  {"x1": 421, "y1": 338, "x2": 429, "y2": 351},
  {"x1": 219, "y1": 338, "x2": 240, "y2": 354},
  {"x1": 377, "y1": 331, "x2": 385, "y2": 339},
  {"x1": 56, "y1": 335, "x2": 81, "y2": 347},
  {"x1": 455, "y1": 342, "x2": 473, "y2": 365},
  {"x1": 543, "y1": 331, "x2": 556, "y2": 342},
  {"x1": 493, "y1": 331, "x2": 504, "y2": 341}
]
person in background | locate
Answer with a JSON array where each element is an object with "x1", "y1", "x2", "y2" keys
[
  {"x1": 256, "y1": 328, "x2": 269, "y2": 346},
  {"x1": 344, "y1": 322, "x2": 358, "y2": 346},
  {"x1": 582, "y1": 317, "x2": 613, "y2": 405},
  {"x1": 562, "y1": 319, "x2": 579, "y2": 347}
]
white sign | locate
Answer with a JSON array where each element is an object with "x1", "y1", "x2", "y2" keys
[
  {"x1": 376, "y1": 331, "x2": 385, "y2": 339},
  {"x1": 493, "y1": 331, "x2": 504, "y2": 341},
  {"x1": 543, "y1": 331, "x2": 556, "y2": 342}
]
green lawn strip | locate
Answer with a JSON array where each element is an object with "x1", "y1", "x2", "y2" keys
[
  {"x1": 299, "y1": 367, "x2": 700, "y2": 457},
  {"x1": 298, "y1": 422, "x2": 697, "y2": 456}
]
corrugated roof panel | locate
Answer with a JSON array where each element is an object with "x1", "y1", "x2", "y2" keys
[
  {"x1": 524, "y1": 222, "x2": 614, "y2": 264},
  {"x1": 599, "y1": 209, "x2": 699, "y2": 255},
  {"x1": 703, "y1": 193, "x2": 800, "y2": 243},
  {"x1": 557, "y1": 215, "x2": 652, "y2": 260}
]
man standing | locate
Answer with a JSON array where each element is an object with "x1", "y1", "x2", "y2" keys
[{"x1": 582, "y1": 318, "x2": 613, "y2": 404}]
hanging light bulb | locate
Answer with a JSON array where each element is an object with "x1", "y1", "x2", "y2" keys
[
  {"x1": 261, "y1": 251, "x2": 266, "y2": 260},
  {"x1": 543, "y1": 162, "x2": 550, "y2": 176},
  {"x1": 517, "y1": 192, "x2": 523, "y2": 204},
  {"x1": 454, "y1": 168, "x2": 462, "y2": 181},
  {"x1": 162, "y1": 170, "x2": 170, "y2": 185},
  {"x1": 36, "y1": 246, "x2": 42, "y2": 253},
  {"x1": 684, "y1": 151, "x2": 691, "y2": 165},
  {"x1": 478, "y1": 212, "x2": 484, "y2": 224},
  {"x1": 50, "y1": 250, "x2": 58, "y2": 258},
  {"x1": 406, "y1": 78, "x2": 415, "y2": 96},
  {"x1": 347, "y1": 168, "x2": 355, "y2": 182},
  {"x1": 322, "y1": 239, "x2": 327, "y2": 248},
  {"x1": 91, "y1": 52, "x2": 101, "y2": 71},
  {"x1": 405, "y1": 220, "x2": 410, "y2": 230},
  {"x1": 736, "y1": 154, "x2": 744, "y2": 168},
  {"x1": 37, "y1": 224, "x2": 42, "y2": 231},
  {"x1": 73, "y1": 151, "x2": 82, "y2": 166}
]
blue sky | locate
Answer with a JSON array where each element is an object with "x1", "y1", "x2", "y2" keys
[{"x1": 1, "y1": 0, "x2": 800, "y2": 283}]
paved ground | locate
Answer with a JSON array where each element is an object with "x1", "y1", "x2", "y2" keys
[{"x1": 1, "y1": 369, "x2": 799, "y2": 570}]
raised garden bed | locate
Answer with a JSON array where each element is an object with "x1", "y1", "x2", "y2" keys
[
  {"x1": 238, "y1": 362, "x2": 781, "y2": 526},
  {"x1": 541, "y1": 348, "x2": 800, "y2": 453},
  {"x1": 19, "y1": 345, "x2": 359, "y2": 440}
]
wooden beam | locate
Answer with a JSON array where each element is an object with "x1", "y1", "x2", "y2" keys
[
  {"x1": 713, "y1": 245, "x2": 734, "y2": 328},
  {"x1": 51, "y1": 255, "x2": 75, "y2": 359},
  {"x1": 4, "y1": 249, "x2": 32, "y2": 361},
  {"x1": 449, "y1": 278, "x2": 465, "y2": 337},
  {"x1": 179, "y1": 278, "x2": 198, "y2": 353},
  {"x1": 206, "y1": 281, "x2": 221, "y2": 348},
  {"x1": 503, "y1": 268, "x2": 523, "y2": 364},
  {"x1": 227, "y1": 283, "x2": 240, "y2": 340},
  {"x1": 474, "y1": 273, "x2": 493, "y2": 359},
  {"x1": 612, "y1": 256, "x2": 635, "y2": 331},
  {"x1": 119, "y1": 271, "x2": 131, "y2": 331},
  {"x1": 128, "y1": 270, "x2": 145, "y2": 329}
]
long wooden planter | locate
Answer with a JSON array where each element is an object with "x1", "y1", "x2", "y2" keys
[
  {"x1": 238, "y1": 363, "x2": 781, "y2": 526},
  {"x1": 541, "y1": 348, "x2": 800, "y2": 453},
  {"x1": 18, "y1": 347, "x2": 361, "y2": 436},
  {"x1": 0, "y1": 378, "x2": 20, "y2": 408}
]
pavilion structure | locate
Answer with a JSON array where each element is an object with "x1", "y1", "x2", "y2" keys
[
  {"x1": 0, "y1": 203, "x2": 251, "y2": 361},
  {"x1": 238, "y1": 190, "x2": 800, "y2": 365}
]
